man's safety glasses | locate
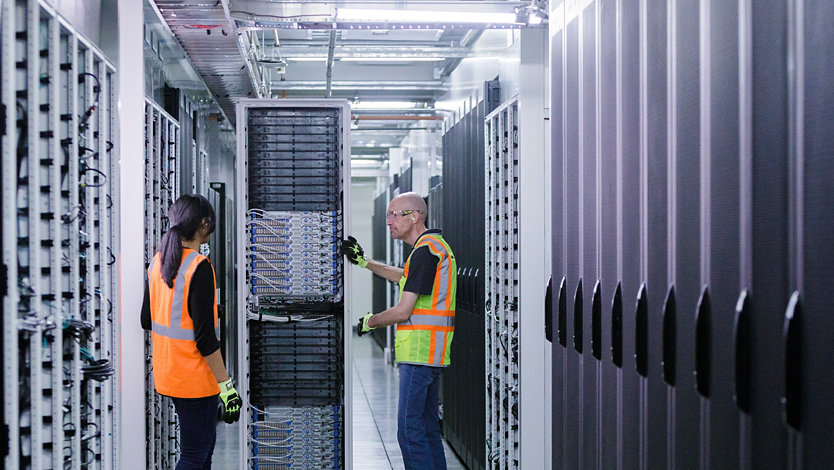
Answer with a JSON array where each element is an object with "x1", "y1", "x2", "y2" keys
[{"x1": 386, "y1": 209, "x2": 423, "y2": 219}]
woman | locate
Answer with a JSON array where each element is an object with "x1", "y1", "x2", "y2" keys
[{"x1": 141, "y1": 194, "x2": 240, "y2": 469}]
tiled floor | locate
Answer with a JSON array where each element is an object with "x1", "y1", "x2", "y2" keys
[{"x1": 212, "y1": 337, "x2": 467, "y2": 469}]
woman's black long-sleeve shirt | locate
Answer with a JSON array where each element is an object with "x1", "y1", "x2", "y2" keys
[{"x1": 140, "y1": 258, "x2": 220, "y2": 357}]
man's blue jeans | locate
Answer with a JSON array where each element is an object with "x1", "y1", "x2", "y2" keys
[
  {"x1": 171, "y1": 395, "x2": 218, "y2": 470},
  {"x1": 397, "y1": 364, "x2": 447, "y2": 470}
]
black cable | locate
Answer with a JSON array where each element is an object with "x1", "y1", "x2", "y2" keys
[
  {"x1": 77, "y1": 72, "x2": 100, "y2": 133},
  {"x1": 82, "y1": 358, "x2": 114, "y2": 382},
  {"x1": 79, "y1": 166, "x2": 107, "y2": 188}
]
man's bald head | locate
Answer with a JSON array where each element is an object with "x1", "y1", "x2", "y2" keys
[{"x1": 390, "y1": 192, "x2": 428, "y2": 224}]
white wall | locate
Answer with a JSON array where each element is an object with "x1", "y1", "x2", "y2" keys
[{"x1": 117, "y1": 0, "x2": 146, "y2": 468}]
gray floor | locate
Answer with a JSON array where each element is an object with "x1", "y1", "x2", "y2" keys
[{"x1": 212, "y1": 336, "x2": 466, "y2": 469}]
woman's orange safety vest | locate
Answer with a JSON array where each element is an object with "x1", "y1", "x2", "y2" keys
[{"x1": 147, "y1": 249, "x2": 220, "y2": 398}]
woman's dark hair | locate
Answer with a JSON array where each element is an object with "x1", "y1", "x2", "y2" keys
[{"x1": 159, "y1": 194, "x2": 216, "y2": 287}]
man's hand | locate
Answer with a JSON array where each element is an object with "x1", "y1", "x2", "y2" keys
[
  {"x1": 357, "y1": 312, "x2": 374, "y2": 337},
  {"x1": 218, "y1": 379, "x2": 241, "y2": 424},
  {"x1": 341, "y1": 236, "x2": 368, "y2": 268}
]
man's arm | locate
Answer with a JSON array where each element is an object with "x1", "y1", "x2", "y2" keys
[
  {"x1": 364, "y1": 258, "x2": 405, "y2": 283},
  {"x1": 367, "y1": 291, "x2": 418, "y2": 328}
]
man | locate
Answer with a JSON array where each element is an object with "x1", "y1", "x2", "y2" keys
[{"x1": 342, "y1": 191, "x2": 457, "y2": 470}]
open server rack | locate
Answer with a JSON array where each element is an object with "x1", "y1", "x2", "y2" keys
[
  {"x1": 1, "y1": 1, "x2": 120, "y2": 468},
  {"x1": 142, "y1": 98, "x2": 181, "y2": 469},
  {"x1": 485, "y1": 97, "x2": 520, "y2": 469},
  {"x1": 236, "y1": 99, "x2": 352, "y2": 470}
]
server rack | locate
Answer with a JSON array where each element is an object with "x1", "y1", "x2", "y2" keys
[
  {"x1": 484, "y1": 97, "x2": 520, "y2": 470},
  {"x1": 370, "y1": 190, "x2": 390, "y2": 352},
  {"x1": 142, "y1": 97, "x2": 182, "y2": 470},
  {"x1": 1, "y1": 2, "x2": 120, "y2": 468},
  {"x1": 440, "y1": 79, "x2": 500, "y2": 470},
  {"x1": 236, "y1": 99, "x2": 351, "y2": 470},
  {"x1": 550, "y1": 0, "x2": 834, "y2": 468}
]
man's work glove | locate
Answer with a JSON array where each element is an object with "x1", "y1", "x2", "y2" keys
[
  {"x1": 357, "y1": 313, "x2": 374, "y2": 337},
  {"x1": 341, "y1": 236, "x2": 368, "y2": 268},
  {"x1": 218, "y1": 378, "x2": 241, "y2": 424}
]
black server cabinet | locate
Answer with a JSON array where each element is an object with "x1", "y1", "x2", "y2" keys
[
  {"x1": 441, "y1": 79, "x2": 500, "y2": 470},
  {"x1": 550, "y1": 1, "x2": 834, "y2": 469},
  {"x1": 797, "y1": 0, "x2": 834, "y2": 465},
  {"x1": 371, "y1": 192, "x2": 389, "y2": 349}
]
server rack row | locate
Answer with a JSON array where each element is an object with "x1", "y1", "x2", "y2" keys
[
  {"x1": 370, "y1": 189, "x2": 391, "y2": 354},
  {"x1": 1, "y1": 1, "x2": 119, "y2": 468},
  {"x1": 236, "y1": 100, "x2": 351, "y2": 469},
  {"x1": 484, "y1": 97, "x2": 520, "y2": 470},
  {"x1": 549, "y1": 0, "x2": 834, "y2": 468},
  {"x1": 440, "y1": 79, "x2": 499, "y2": 470},
  {"x1": 143, "y1": 97, "x2": 181, "y2": 470}
]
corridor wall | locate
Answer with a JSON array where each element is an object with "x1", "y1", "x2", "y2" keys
[{"x1": 549, "y1": 0, "x2": 834, "y2": 468}]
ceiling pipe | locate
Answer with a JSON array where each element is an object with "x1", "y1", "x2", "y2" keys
[
  {"x1": 440, "y1": 29, "x2": 483, "y2": 78},
  {"x1": 352, "y1": 115, "x2": 444, "y2": 121},
  {"x1": 325, "y1": 29, "x2": 336, "y2": 97}
]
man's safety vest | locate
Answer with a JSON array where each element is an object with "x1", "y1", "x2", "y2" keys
[
  {"x1": 396, "y1": 233, "x2": 457, "y2": 366},
  {"x1": 148, "y1": 249, "x2": 220, "y2": 398}
]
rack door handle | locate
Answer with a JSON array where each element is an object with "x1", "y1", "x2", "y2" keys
[
  {"x1": 611, "y1": 282, "x2": 623, "y2": 367},
  {"x1": 635, "y1": 284, "x2": 648, "y2": 377},
  {"x1": 463, "y1": 268, "x2": 472, "y2": 311},
  {"x1": 545, "y1": 276, "x2": 553, "y2": 343},
  {"x1": 558, "y1": 276, "x2": 567, "y2": 347},
  {"x1": 472, "y1": 268, "x2": 481, "y2": 315},
  {"x1": 456, "y1": 267, "x2": 464, "y2": 310},
  {"x1": 782, "y1": 291, "x2": 802, "y2": 430},
  {"x1": 472, "y1": 268, "x2": 478, "y2": 309},
  {"x1": 592, "y1": 280, "x2": 602, "y2": 360},
  {"x1": 695, "y1": 286, "x2": 711, "y2": 398},
  {"x1": 662, "y1": 286, "x2": 677, "y2": 386},
  {"x1": 733, "y1": 290, "x2": 752, "y2": 413},
  {"x1": 611, "y1": 281, "x2": 623, "y2": 368},
  {"x1": 574, "y1": 278, "x2": 584, "y2": 354}
]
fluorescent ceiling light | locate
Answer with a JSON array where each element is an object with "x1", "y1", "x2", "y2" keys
[
  {"x1": 336, "y1": 8, "x2": 519, "y2": 25},
  {"x1": 340, "y1": 57, "x2": 444, "y2": 62},
  {"x1": 351, "y1": 101, "x2": 424, "y2": 110},
  {"x1": 287, "y1": 56, "x2": 442, "y2": 62}
]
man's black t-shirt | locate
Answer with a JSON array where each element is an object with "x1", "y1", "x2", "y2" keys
[{"x1": 402, "y1": 229, "x2": 443, "y2": 296}]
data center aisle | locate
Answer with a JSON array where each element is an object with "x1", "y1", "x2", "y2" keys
[
  {"x1": 214, "y1": 337, "x2": 466, "y2": 469},
  {"x1": 351, "y1": 336, "x2": 467, "y2": 470}
]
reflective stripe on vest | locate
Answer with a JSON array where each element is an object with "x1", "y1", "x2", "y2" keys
[
  {"x1": 148, "y1": 251, "x2": 220, "y2": 342},
  {"x1": 396, "y1": 233, "x2": 456, "y2": 366}
]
